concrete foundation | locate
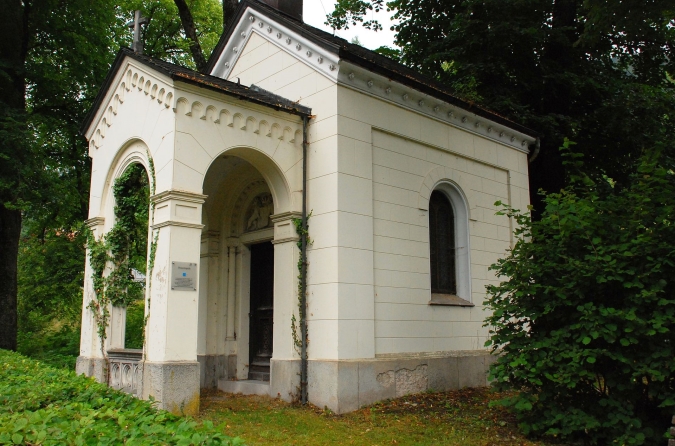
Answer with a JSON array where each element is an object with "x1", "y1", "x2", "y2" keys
[
  {"x1": 75, "y1": 355, "x2": 107, "y2": 383},
  {"x1": 214, "y1": 351, "x2": 496, "y2": 414},
  {"x1": 270, "y1": 358, "x2": 301, "y2": 402},
  {"x1": 218, "y1": 379, "x2": 270, "y2": 396},
  {"x1": 198, "y1": 354, "x2": 229, "y2": 388},
  {"x1": 142, "y1": 361, "x2": 201, "y2": 416},
  {"x1": 308, "y1": 351, "x2": 496, "y2": 414}
]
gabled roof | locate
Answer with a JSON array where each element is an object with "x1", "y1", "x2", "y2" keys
[
  {"x1": 205, "y1": 0, "x2": 537, "y2": 139},
  {"x1": 81, "y1": 47, "x2": 312, "y2": 135}
]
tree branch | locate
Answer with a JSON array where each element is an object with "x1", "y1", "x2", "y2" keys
[
  {"x1": 223, "y1": 0, "x2": 238, "y2": 28},
  {"x1": 172, "y1": 0, "x2": 206, "y2": 71}
]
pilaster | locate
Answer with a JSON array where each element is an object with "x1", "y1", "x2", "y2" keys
[
  {"x1": 143, "y1": 189, "x2": 205, "y2": 415},
  {"x1": 267, "y1": 212, "x2": 301, "y2": 399},
  {"x1": 77, "y1": 217, "x2": 107, "y2": 381}
]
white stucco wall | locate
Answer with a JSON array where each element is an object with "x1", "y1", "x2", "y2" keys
[
  {"x1": 335, "y1": 84, "x2": 531, "y2": 355},
  {"x1": 228, "y1": 29, "x2": 365, "y2": 361},
  {"x1": 225, "y1": 21, "x2": 532, "y2": 361},
  {"x1": 82, "y1": 54, "x2": 307, "y2": 365}
]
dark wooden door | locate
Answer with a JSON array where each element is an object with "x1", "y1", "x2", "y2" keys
[{"x1": 248, "y1": 241, "x2": 274, "y2": 381}]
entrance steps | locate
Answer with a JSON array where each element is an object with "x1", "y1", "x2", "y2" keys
[
  {"x1": 218, "y1": 379, "x2": 270, "y2": 396},
  {"x1": 248, "y1": 361, "x2": 270, "y2": 382}
]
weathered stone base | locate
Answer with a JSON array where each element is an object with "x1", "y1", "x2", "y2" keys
[
  {"x1": 198, "y1": 354, "x2": 229, "y2": 388},
  {"x1": 142, "y1": 361, "x2": 200, "y2": 416},
  {"x1": 219, "y1": 379, "x2": 270, "y2": 396},
  {"x1": 308, "y1": 351, "x2": 497, "y2": 414},
  {"x1": 75, "y1": 355, "x2": 107, "y2": 383},
  {"x1": 198, "y1": 354, "x2": 238, "y2": 388},
  {"x1": 270, "y1": 359, "x2": 301, "y2": 402}
]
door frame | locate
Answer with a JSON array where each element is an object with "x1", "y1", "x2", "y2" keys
[
  {"x1": 235, "y1": 228, "x2": 274, "y2": 380},
  {"x1": 247, "y1": 240, "x2": 275, "y2": 380}
]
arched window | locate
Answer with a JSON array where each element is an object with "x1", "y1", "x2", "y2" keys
[
  {"x1": 429, "y1": 190, "x2": 456, "y2": 295},
  {"x1": 428, "y1": 184, "x2": 472, "y2": 306}
]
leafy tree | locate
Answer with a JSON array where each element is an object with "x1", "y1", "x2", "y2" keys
[
  {"x1": 126, "y1": 0, "x2": 222, "y2": 69},
  {"x1": 327, "y1": 0, "x2": 675, "y2": 208},
  {"x1": 2, "y1": 0, "x2": 222, "y2": 353},
  {"x1": 0, "y1": 0, "x2": 27, "y2": 351},
  {"x1": 1, "y1": 0, "x2": 124, "y2": 351},
  {"x1": 485, "y1": 146, "x2": 675, "y2": 445}
]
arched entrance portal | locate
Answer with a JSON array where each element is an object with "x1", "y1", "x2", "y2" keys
[{"x1": 198, "y1": 150, "x2": 300, "y2": 395}]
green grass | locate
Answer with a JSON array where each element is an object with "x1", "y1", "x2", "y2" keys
[{"x1": 199, "y1": 387, "x2": 566, "y2": 446}]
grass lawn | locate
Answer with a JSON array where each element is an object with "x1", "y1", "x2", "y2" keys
[{"x1": 198, "y1": 387, "x2": 563, "y2": 446}]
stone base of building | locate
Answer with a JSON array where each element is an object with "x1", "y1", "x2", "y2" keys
[
  {"x1": 211, "y1": 351, "x2": 495, "y2": 414},
  {"x1": 270, "y1": 358, "x2": 301, "y2": 402},
  {"x1": 308, "y1": 351, "x2": 497, "y2": 414},
  {"x1": 142, "y1": 361, "x2": 200, "y2": 416},
  {"x1": 219, "y1": 379, "x2": 270, "y2": 396},
  {"x1": 75, "y1": 355, "x2": 107, "y2": 383},
  {"x1": 197, "y1": 354, "x2": 236, "y2": 388}
]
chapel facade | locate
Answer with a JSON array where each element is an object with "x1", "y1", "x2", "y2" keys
[{"x1": 77, "y1": 0, "x2": 536, "y2": 415}]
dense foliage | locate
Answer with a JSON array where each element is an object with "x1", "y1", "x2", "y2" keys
[
  {"x1": 106, "y1": 163, "x2": 150, "y2": 309},
  {"x1": 327, "y1": 0, "x2": 675, "y2": 207},
  {"x1": 484, "y1": 147, "x2": 675, "y2": 445},
  {"x1": 126, "y1": 0, "x2": 222, "y2": 69},
  {"x1": 0, "y1": 349, "x2": 242, "y2": 445},
  {"x1": 87, "y1": 163, "x2": 150, "y2": 351},
  {"x1": 6, "y1": 0, "x2": 222, "y2": 358}
]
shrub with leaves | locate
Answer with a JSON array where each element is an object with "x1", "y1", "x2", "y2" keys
[
  {"x1": 106, "y1": 163, "x2": 150, "y2": 308},
  {"x1": 0, "y1": 349, "x2": 243, "y2": 445},
  {"x1": 485, "y1": 148, "x2": 675, "y2": 445}
]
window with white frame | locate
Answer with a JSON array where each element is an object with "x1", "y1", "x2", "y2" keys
[{"x1": 428, "y1": 183, "x2": 472, "y2": 306}]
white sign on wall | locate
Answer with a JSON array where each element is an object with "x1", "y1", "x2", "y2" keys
[{"x1": 171, "y1": 262, "x2": 197, "y2": 291}]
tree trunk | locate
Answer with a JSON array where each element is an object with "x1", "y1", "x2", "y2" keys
[
  {"x1": 173, "y1": 0, "x2": 207, "y2": 71},
  {"x1": 0, "y1": 0, "x2": 27, "y2": 351},
  {"x1": 528, "y1": 0, "x2": 578, "y2": 212},
  {"x1": 223, "y1": 0, "x2": 239, "y2": 28},
  {"x1": 0, "y1": 207, "x2": 21, "y2": 351}
]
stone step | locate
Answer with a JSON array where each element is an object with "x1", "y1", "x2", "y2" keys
[
  {"x1": 248, "y1": 370, "x2": 270, "y2": 381},
  {"x1": 218, "y1": 379, "x2": 270, "y2": 397}
]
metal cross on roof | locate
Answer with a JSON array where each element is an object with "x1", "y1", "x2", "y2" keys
[{"x1": 126, "y1": 10, "x2": 149, "y2": 54}]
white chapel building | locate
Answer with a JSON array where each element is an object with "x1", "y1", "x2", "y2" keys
[{"x1": 77, "y1": 0, "x2": 536, "y2": 415}]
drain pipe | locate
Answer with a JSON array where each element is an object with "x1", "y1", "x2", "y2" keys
[{"x1": 300, "y1": 115, "x2": 309, "y2": 404}]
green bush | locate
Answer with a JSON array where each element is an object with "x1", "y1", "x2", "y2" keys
[
  {"x1": 17, "y1": 226, "x2": 87, "y2": 369},
  {"x1": 0, "y1": 350, "x2": 243, "y2": 445},
  {"x1": 125, "y1": 299, "x2": 146, "y2": 350},
  {"x1": 485, "y1": 149, "x2": 675, "y2": 445},
  {"x1": 17, "y1": 323, "x2": 80, "y2": 369}
]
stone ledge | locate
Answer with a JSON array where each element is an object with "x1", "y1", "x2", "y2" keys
[
  {"x1": 308, "y1": 351, "x2": 496, "y2": 414},
  {"x1": 218, "y1": 379, "x2": 270, "y2": 397}
]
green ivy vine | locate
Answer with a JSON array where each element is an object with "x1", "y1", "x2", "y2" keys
[
  {"x1": 290, "y1": 212, "x2": 311, "y2": 355},
  {"x1": 86, "y1": 230, "x2": 110, "y2": 355},
  {"x1": 87, "y1": 155, "x2": 157, "y2": 353},
  {"x1": 144, "y1": 151, "x2": 158, "y2": 341}
]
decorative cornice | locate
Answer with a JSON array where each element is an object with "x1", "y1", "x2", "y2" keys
[
  {"x1": 209, "y1": 6, "x2": 339, "y2": 83},
  {"x1": 200, "y1": 230, "x2": 220, "y2": 240},
  {"x1": 240, "y1": 227, "x2": 274, "y2": 244},
  {"x1": 172, "y1": 94, "x2": 302, "y2": 145},
  {"x1": 87, "y1": 60, "x2": 174, "y2": 150},
  {"x1": 85, "y1": 217, "x2": 105, "y2": 228},
  {"x1": 338, "y1": 62, "x2": 536, "y2": 153},
  {"x1": 271, "y1": 236, "x2": 299, "y2": 245},
  {"x1": 270, "y1": 211, "x2": 301, "y2": 223},
  {"x1": 150, "y1": 189, "x2": 207, "y2": 205},
  {"x1": 151, "y1": 221, "x2": 205, "y2": 230}
]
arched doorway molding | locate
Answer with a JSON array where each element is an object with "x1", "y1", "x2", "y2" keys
[
  {"x1": 202, "y1": 145, "x2": 294, "y2": 216},
  {"x1": 92, "y1": 138, "x2": 153, "y2": 354},
  {"x1": 99, "y1": 138, "x2": 152, "y2": 227},
  {"x1": 198, "y1": 145, "x2": 300, "y2": 392}
]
